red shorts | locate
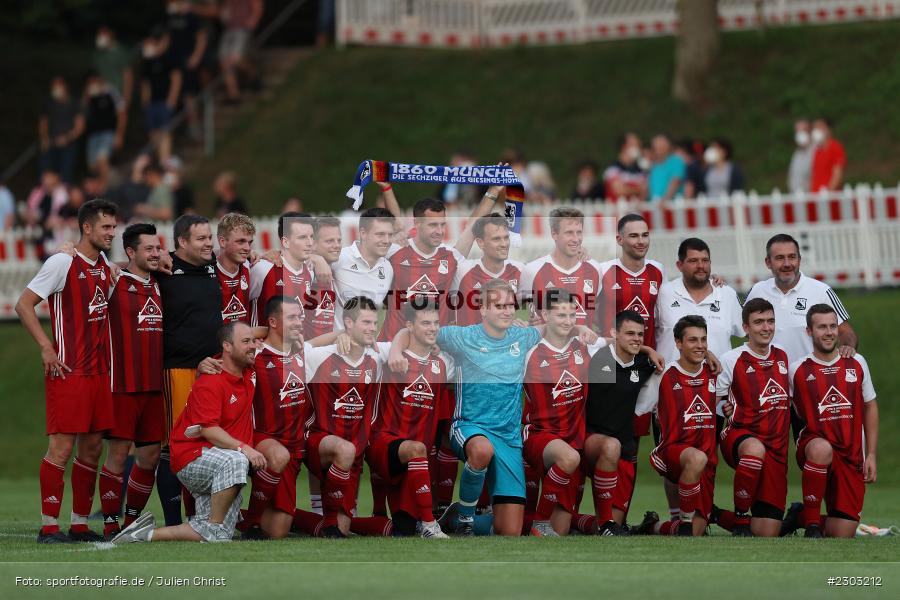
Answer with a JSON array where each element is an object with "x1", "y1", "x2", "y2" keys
[
  {"x1": 303, "y1": 431, "x2": 362, "y2": 514},
  {"x1": 796, "y1": 435, "x2": 865, "y2": 521},
  {"x1": 366, "y1": 434, "x2": 431, "y2": 518},
  {"x1": 523, "y1": 431, "x2": 581, "y2": 515},
  {"x1": 46, "y1": 373, "x2": 113, "y2": 435},
  {"x1": 649, "y1": 444, "x2": 717, "y2": 520},
  {"x1": 253, "y1": 431, "x2": 304, "y2": 460},
  {"x1": 107, "y1": 391, "x2": 164, "y2": 443},
  {"x1": 633, "y1": 413, "x2": 652, "y2": 438},
  {"x1": 720, "y1": 428, "x2": 788, "y2": 513},
  {"x1": 271, "y1": 457, "x2": 304, "y2": 515}
]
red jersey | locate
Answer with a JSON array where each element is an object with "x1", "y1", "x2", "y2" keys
[
  {"x1": 451, "y1": 258, "x2": 524, "y2": 326},
  {"x1": 216, "y1": 260, "x2": 251, "y2": 323},
  {"x1": 597, "y1": 258, "x2": 664, "y2": 348},
  {"x1": 169, "y1": 368, "x2": 256, "y2": 473},
  {"x1": 790, "y1": 354, "x2": 876, "y2": 470},
  {"x1": 252, "y1": 342, "x2": 311, "y2": 453},
  {"x1": 108, "y1": 271, "x2": 163, "y2": 393},
  {"x1": 523, "y1": 338, "x2": 606, "y2": 449},
  {"x1": 379, "y1": 240, "x2": 464, "y2": 341},
  {"x1": 519, "y1": 256, "x2": 601, "y2": 327},
  {"x1": 304, "y1": 279, "x2": 336, "y2": 339},
  {"x1": 717, "y1": 344, "x2": 791, "y2": 459},
  {"x1": 249, "y1": 258, "x2": 313, "y2": 327},
  {"x1": 372, "y1": 344, "x2": 454, "y2": 443},
  {"x1": 305, "y1": 345, "x2": 380, "y2": 457},
  {"x1": 26, "y1": 251, "x2": 112, "y2": 375},
  {"x1": 646, "y1": 362, "x2": 718, "y2": 461}
]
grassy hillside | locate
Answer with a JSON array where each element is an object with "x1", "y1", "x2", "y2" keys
[{"x1": 187, "y1": 20, "x2": 900, "y2": 215}]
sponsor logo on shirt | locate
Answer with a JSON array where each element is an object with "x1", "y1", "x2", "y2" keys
[
  {"x1": 403, "y1": 374, "x2": 434, "y2": 401},
  {"x1": 683, "y1": 395, "x2": 713, "y2": 423},
  {"x1": 818, "y1": 385, "x2": 852, "y2": 414},
  {"x1": 552, "y1": 370, "x2": 583, "y2": 400},
  {"x1": 759, "y1": 378, "x2": 789, "y2": 406},
  {"x1": 137, "y1": 297, "x2": 163, "y2": 325},
  {"x1": 279, "y1": 371, "x2": 306, "y2": 403},
  {"x1": 334, "y1": 387, "x2": 364, "y2": 412}
]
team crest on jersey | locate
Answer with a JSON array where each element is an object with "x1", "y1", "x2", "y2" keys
[
  {"x1": 709, "y1": 300, "x2": 720, "y2": 313},
  {"x1": 759, "y1": 378, "x2": 789, "y2": 406},
  {"x1": 509, "y1": 279, "x2": 518, "y2": 292},
  {"x1": 250, "y1": 372, "x2": 256, "y2": 386},
  {"x1": 778, "y1": 361, "x2": 787, "y2": 374},
  {"x1": 818, "y1": 385, "x2": 852, "y2": 414},
  {"x1": 306, "y1": 280, "x2": 312, "y2": 295},
  {"x1": 137, "y1": 297, "x2": 163, "y2": 325},
  {"x1": 88, "y1": 286, "x2": 108, "y2": 315},
  {"x1": 430, "y1": 360, "x2": 441, "y2": 374},
  {"x1": 294, "y1": 354, "x2": 304, "y2": 368},
  {"x1": 408, "y1": 274, "x2": 440, "y2": 297},
  {"x1": 334, "y1": 387, "x2": 364, "y2": 412},
  {"x1": 630, "y1": 370, "x2": 640, "y2": 383},
  {"x1": 708, "y1": 379, "x2": 716, "y2": 393},
  {"x1": 845, "y1": 368, "x2": 857, "y2": 383},
  {"x1": 683, "y1": 395, "x2": 713, "y2": 423},
  {"x1": 207, "y1": 266, "x2": 215, "y2": 275},
  {"x1": 574, "y1": 350, "x2": 584, "y2": 365},
  {"x1": 403, "y1": 374, "x2": 434, "y2": 400},
  {"x1": 438, "y1": 259, "x2": 449, "y2": 275},
  {"x1": 222, "y1": 296, "x2": 247, "y2": 321},
  {"x1": 509, "y1": 342, "x2": 521, "y2": 357},
  {"x1": 624, "y1": 296, "x2": 650, "y2": 319},
  {"x1": 583, "y1": 279, "x2": 594, "y2": 294},
  {"x1": 649, "y1": 281, "x2": 658, "y2": 295},
  {"x1": 795, "y1": 298, "x2": 807, "y2": 311},
  {"x1": 552, "y1": 370, "x2": 582, "y2": 399},
  {"x1": 100, "y1": 270, "x2": 106, "y2": 281},
  {"x1": 378, "y1": 267, "x2": 386, "y2": 280},
  {"x1": 240, "y1": 275, "x2": 248, "y2": 290},
  {"x1": 364, "y1": 369, "x2": 373, "y2": 384},
  {"x1": 279, "y1": 372, "x2": 306, "y2": 402}
]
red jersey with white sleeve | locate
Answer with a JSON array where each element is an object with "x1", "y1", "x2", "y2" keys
[
  {"x1": 252, "y1": 342, "x2": 310, "y2": 453},
  {"x1": 169, "y1": 367, "x2": 256, "y2": 473},
  {"x1": 597, "y1": 258, "x2": 664, "y2": 348},
  {"x1": 108, "y1": 271, "x2": 163, "y2": 393},
  {"x1": 716, "y1": 343, "x2": 791, "y2": 458},
  {"x1": 379, "y1": 240, "x2": 465, "y2": 341},
  {"x1": 643, "y1": 362, "x2": 718, "y2": 461},
  {"x1": 789, "y1": 354, "x2": 876, "y2": 470},
  {"x1": 216, "y1": 260, "x2": 251, "y2": 323},
  {"x1": 249, "y1": 258, "x2": 313, "y2": 327},
  {"x1": 372, "y1": 343, "x2": 455, "y2": 443},
  {"x1": 519, "y1": 256, "x2": 602, "y2": 327},
  {"x1": 27, "y1": 251, "x2": 113, "y2": 375},
  {"x1": 304, "y1": 344, "x2": 380, "y2": 457},
  {"x1": 523, "y1": 337, "x2": 607, "y2": 449},
  {"x1": 451, "y1": 258, "x2": 524, "y2": 326},
  {"x1": 304, "y1": 278, "x2": 336, "y2": 338}
]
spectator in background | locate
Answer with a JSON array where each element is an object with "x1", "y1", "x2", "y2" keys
[
  {"x1": 213, "y1": 171, "x2": 248, "y2": 216},
  {"x1": 810, "y1": 117, "x2": 846, "y2": 192},
  {"x1": 571, "y1": 160, "x2": 605, "y2": 202},
  {"x1": 134, "y1": 162, "x2": 175, "y2": 221},
  {"x1": 93, "y1": 25, "x2": 134, "y2": 109},
  {"x1": 164, "y1": 156, "x2": 195, "y2": 216},
  {"x1": 0, "y1": 180, "x2": 16, "y2": 230},
  {"x1": 603, "y1": 133, "x2": 647, "y2": 200},
  {"x1": 676, "y1": 139, "x2": 705, "y2": 199},
  {"x1": 141, "y1": 27, "x2": 182, "y2": 163},
  {"x1": 648, "y1": 133, "x2": 685, "y2": 201},
  {"x1": 25, "y1": 170, "x2": 68, "y2": 242},
  {"x1": 38, "y1": 77, "x2": 84, "y2": 183},
  {"x1": 56, "y1": 186, "x2": 87, "y2": 228},
  {"x1": 788, "y1": 119, "x2": 813, "y2": 194},
  {"x1": 500, "y1": 148, "x2": 530, "y2": 192},
  {"x1": 438, "y1": 151, "x2": 482, "y2": 206},
  {"x1": 702, "y1": 138, "x2": 744, "y2": 197},
  {"x1": 166, "y1": 0, "x2": 208, "y2": 141},
  {"x1": 110, "y1": 154, "x2": 152, "y2": 222},
  {"x1": 82, "y1": 71, "x2": 126, "y2": 183},
  {"x1": 525, "y1": 161, "x2": 556, "y2": 204},
  {"x1": 81, "y1": 174, "x2": 107, "y2": 203},
  {"x1": 282, "y1": 197, "x2": 303, "y2": 213},
  {"x1": 220, "y1": 0, "x2": 264, "y2": 103}
]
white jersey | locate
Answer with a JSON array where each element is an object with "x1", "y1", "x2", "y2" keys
[{"x1": 331, "y1": 242, "x2": 394, "y2": 329}]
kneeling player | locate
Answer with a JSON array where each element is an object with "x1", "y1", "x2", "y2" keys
[
  {"x1": 714, "y1": 298, "x2": 791, "y2": 537},
  {"x1": 788, "y1": 304, "x2": 878, "y2": 538},
  {"x1": 642, "y1": 315, "x2": 718, "y2": 536}
]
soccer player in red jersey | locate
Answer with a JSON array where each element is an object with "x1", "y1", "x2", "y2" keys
[
  {"x1": 99, "y1": 223, "x2": 165, "y2": 538},
  {"x1": 366, "y1": 300, "x2": 453, "y2": 538},
  {"x1": 249, "y1": 212, "x2": 315, "y2": 327},
  {"x1": 304, "y1": 216, "x2": 343, "y2": 339},
  {"x1": 789, "y1": 304, "x2": 878, "y2": 538},
  {"x1": 523, "y1": 291, "x2": 607, "y2": 536},
  {"x1": 519, "y1": 207, "x2": 602, "y2": 328},
  {"x1": 713, "y1": 298, "x2": 791, "y2": 537},
  {"x1": 642, "y1": 315, "x2": 718, "y2": 536},
  {"x1": 215, "y1": 213, "x2": 255, "y2": 324},
  {"x1": 16, "y1": 199, "x2": 117, "y2": 543}
]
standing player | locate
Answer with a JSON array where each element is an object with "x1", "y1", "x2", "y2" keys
[
  {"x1": 99, "y1": 224, "x2": 165, "y2": 539},
  {"x1": 641, "y1": 315, "x2": 718, "y2": 536},
  {"x1": 519, "y1": 207, "x2": 602, "y2": 328},
  {"x1": 522, "y1": 291, "x2": 607, "y2": 536},
  {"x1": 16, "y1": 199, "x2": 117, "y2": 543},
  {"x1": 788, "y1": 304, "x2": 877, "y2": 538},
  {"x1": 713, "y1": 298, "x2": 791, "y2": 537},
  {"x1": 304, "y1": 216, "x2": 343, "y2": 339},
  {"x1": 215, "y1": 213, "x2": 255, "y2": 324}
]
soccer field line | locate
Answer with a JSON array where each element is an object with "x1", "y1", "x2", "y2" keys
[{"x1": 3, "y1": 559, "x2": 899, "y2": 565}]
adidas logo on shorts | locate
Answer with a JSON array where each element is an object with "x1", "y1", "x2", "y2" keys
[
  {"x1": 327, "y1": 491, "x2": 344, "y2": 499},
  {"x1": 415, "y1": 485, "x2": 430, "y2": 494},
  {"x1": 44, "y1": 495, "x2": 60, "y2": 504},
  {"x1": 736, "y1": 490, "x2": 750, "y2": 499},
  {"x1": 101, "y1": 491, "x2": 118, "y2": 500},
  {"x1": 804, "y1": 494, "x2": 818, "y2": 502}
]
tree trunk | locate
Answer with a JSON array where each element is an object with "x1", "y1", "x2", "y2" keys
[{"x1": 672, "y1": 0, "x2": 720, "y2": 105}]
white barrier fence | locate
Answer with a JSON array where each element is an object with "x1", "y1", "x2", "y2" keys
[
  {"x1": 337, "y1": 0, "x2": 900, "y2": 48},
  {"x1": 0, "y1": 185, "x2": 898, "y2": 319}
]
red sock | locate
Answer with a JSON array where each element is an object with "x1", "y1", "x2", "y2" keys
[
  {"x1": 70, "y1": 459, "x2": 98, "y2": 526},
  {"x1": 182, "y1": 485, "x2": 196, "y2": 518},
  {"x1": 592, "y1": 468, "x2": 617, "y2": 524},
  {"x1": 39, "y1": 458, "x2": 65, "y2": 534},
  {"x1": 524, "y1": 462, "x2": 540, "y2": 515},
  {"x1": 434, "y1": 450, "x2": 458, "y2": 506},
  {"x1": 322, "y1": 464, "x2": 352, "y2": 527},
  {"x1": 658, "y1": 520, "x2": 679, "y2": 535},
  {"x1": 243, "y1": 468, "x2": 281, "y2": 527},
  {"x1": 350, "y1": 515, "x2": 393, "y2": 536},
  {"x1": 802, "y1": 461, "x2": 829, "y2": 526},
  {"x1": 734, "y1": 455, "x2": 763, "y2": 518},
  {"x1": 406, "y1": 457, "x2": 434, "y2": 522},
  {"x1": 99, "y1": 466, "x2": 124, "y2": 535},
  {"x1": 535, "y1": 465, "x2": 570, "y2": 521},
  {"x1": 574, "y1": 513, "x2": 597, "y2": 534},
  {"x1": 123, "y1": 465, "x2": 155, "y2": 527},
  {"x1": 293, "y1": 508, "x2": 324, "y2": 536},
  {"x1": 678, "y1": 480, "x2": 701, "y2": 522},
  {"x1": 370, "y1": 471, "x2": 389, "y2": 516},
  {"x1": 717, "y1": 509, "x2": 736, "y2": 531}
]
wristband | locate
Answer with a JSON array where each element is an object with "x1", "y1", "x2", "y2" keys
[{"x1": 381, "y1": 185, "x2": 392, "y2": 192}]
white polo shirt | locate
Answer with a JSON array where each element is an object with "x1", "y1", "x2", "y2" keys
[
  {"x1": 331, "y1": 241, "x2": 394, "y2": 329},
  {"x1": 655, "y1": 277, "x2": 744, "y2": 363},
  {"x1": 745, "y1": 273, "x2": 849, "y2": 364}
]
